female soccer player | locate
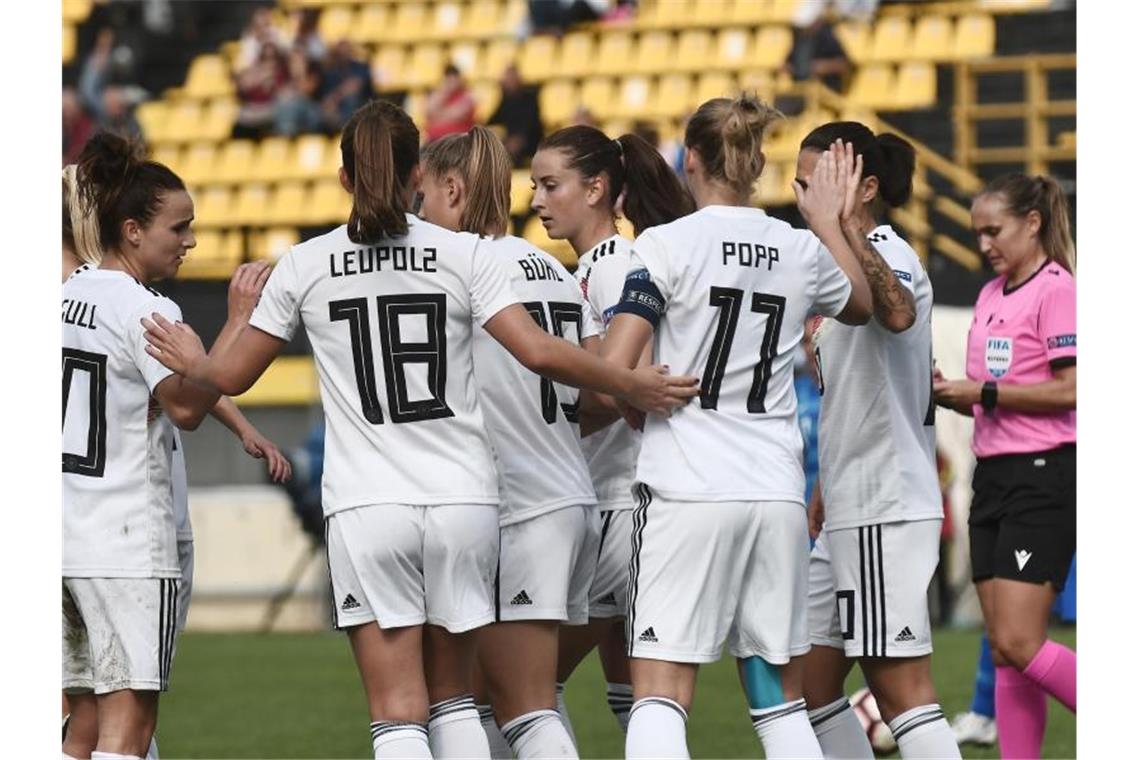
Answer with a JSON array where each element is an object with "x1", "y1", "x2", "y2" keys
[
  {"x1": 417, "y1": 124, "x2": 599, "y2": 758},
  {"x1": 139, "y1": 100, "x2": 698, "y2": 760},
  {"x1": 795, "y1": 123, "x2": 960, "y2": 759},
  {"x1": 529, "y1": 124, "x2": 694, "y2": 741},
  {"x1": 599, "y1": 93, "x2": 874, "y2": 759},
  {"x1": 934, "y1": 173, "x2": 1076, "y2": 759},
  {"x1": 62, "y1": 133, "x2": 224, "y2": 760}
]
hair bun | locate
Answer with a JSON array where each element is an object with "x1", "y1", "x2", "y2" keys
[{"x1": 875, "y1": 132, "x2": 916, "y2": 207}]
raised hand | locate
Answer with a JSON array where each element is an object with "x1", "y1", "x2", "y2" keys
[
  {"x1": 794, "y1": 140, "x2": 848, "y2": 229},
  {"x1": 142, "y1": 313, "x2": 208, "y2": 382},
  {"x1": 839, "y1": 140, "x2": 864, "y2": 225},
  {"x1": 625, "y1": 364, "x2": 700, "y2": 415},
  {"x1": 227, "y1": 261, "x2": 273, "y2": 322}
]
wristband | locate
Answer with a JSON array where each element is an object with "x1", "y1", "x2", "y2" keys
[{"x1": 981, "y1": 381, "x2": 998, "y2": 413}]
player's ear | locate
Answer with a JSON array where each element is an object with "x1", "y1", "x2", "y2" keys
[
  {"x1": 122, "y1": 218, "x2": 142, "y2": 249},
  {"x1": 585, "y1": 174, "x2": 607, "y2": 209},
  {"x1": 1024, "y1": 208, "x2": 1042, "y2": 237},
  {"x1": 337, "y1": 166, "x2": 352, "y2": 194},
  {"x1": 862, "y1": 175, "x2": 879, "y2": 205},
  {"x1": 445, "y1": 171, "x2": 463, "y2": 209}
]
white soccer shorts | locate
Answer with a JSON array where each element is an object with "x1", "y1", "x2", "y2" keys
[
  {"x1": 588, "y1": 509, "x2": 634, "y2": 619},
  {"x1": 62, "y1": 576, "x2": 180, "y2": 694},
  {"x1": 326, "y1": 503, "x2": 499, "y2": 633},
  {"x1": 496, "y1": 505, "x2": 599, "y2": 625},
  {"x1": 626, "y1": 487, "x2": 811, "y2": 664},
  {"x1": 808, "y1": 519, "x2": 942, "y2": 658}
]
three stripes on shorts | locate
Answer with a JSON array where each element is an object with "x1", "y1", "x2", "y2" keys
[{"x1": 157, "y1": 577, "x2": 178, "y2": 690}]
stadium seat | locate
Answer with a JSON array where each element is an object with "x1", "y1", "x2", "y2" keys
[
  {"x1": 522, "y1": 214, "x2": 576, "y2": 267},
  {"x1": 539, "y1": 79, "x2": 579, "y2": 127},
  {"x1": 179, "y1": 142, "x2": 218, "y2": 186},
  {"x1": 520, "y1": 35, "x2": 559, "y2": 82},
  {"x1": 62, "y1": 0, "x2": 92, "y2": 24},
  {"x1": 766, "y1": 0, "x2": 804, "y2": 24},
  {"x1": 510, "y1": 169, "x2": 534, "y2": 216},
  {"x1": 753, "y1": 25, "x2": 793, "y2": 69},
  {"x1": 472, "y1": 80, "x2": 501, "y2": 122},
  {"x1": 694, "y1": 72, "x2": 737, "y2": 109},
  {"x1": 165, "y1": 101, "x2": 205, "y2": 143},
  {"x1": 390, "y1": 2, "x2": 429, "y2": 43},
  {"x1": 868, "y1": 16, "x2": 912, "y2": 62},
  {"x1": 214, "y1": 140, "x2": 256, "y2": 184},
  {"x1": 501, "y1": 0, "x2": 528, "y2": 35},
  {"x1": 893, "y1": 61, "x2": 937, "y2": 109},
  {"x1": 234, "y1": 184, "x2": 271, "y2": 226},
  {"x1": 953, "y1": 13, "x2": 996, "y2": 60},
  {"x1": 643, "y1": 0, "x2": 693, "y2": 29},
  {"x1": 178, "y1": 229, "x2": 242, "y2": 280},
  {"x1": 63, "y1": 24, "x2": 76, "y2": 64},
  {"x1": 468, "y1": 0, "x2": 504, "y2": 38},
  {"x1": 291, "y1": 134, "x2": 329, "y2": 181},
  {"x1": 407, "y1": 44, "x2": 447, "y2": 89},
  {"x1": 372, "y1": 46, "x2": 409, "y2": 92},
  {"x1": 652, "y1": 73, "x2": 693, "y2": 119},
  {"x1": 580, "y1": 77, "x2": 617, "y2": 120},
  {"x1": 912, "y1": 15, "x2": 954, "y2": 62},
  {"x1": 595, "y1": 32, "x2": 634, "y2": 76},
  {"x1": 738, "y1": 68, "x2": 774, "y2": 97},
  {"x1": 150, "y1": 144, "x2": 183, "y2": 177},
  {"x1": 482, "y1": 38, "x2": 519, "y2": 81},
  {"x1": 634, "y1": 31, "x2": 674, "y2": 75},
  {"x1": 601, "y1": 120, "x2": 633, "y2": 139},
  {"x1": 691, "y1": 0, "x2": 731, "y2": 27},
  {"x1": 184, "y1": 55, "x2": 234, "y2": 99},
  {"x1": 449, "y1": 42, "x2": 482, "y2": 81},
  {"x1": 192, "y1": 186, "x2": 236, "y2": 228},
  {"x1": 715, "y1": 28, "x2": 752, "y2": 71},
  {"x1": 431, "y1": 2, "x2": 466, "y2": 42},
  {"x1": 266, "y1": 182, "x2": 308, "y2": 225},
  {"x1": 308, "y1": 179, "x2": 352, "y2": 225},
  {"x1": 252, "y1": 227, "x2": 301, "y2": 263},
  {"x1": 834, "y1": 20, "x2": 871, "y2": 64},
  {"x1": 615, "y1": 76, "x2": 655, "y2": 120},
  {"x1": 250, "y1": 137, "x2": 294, "y2": 183},
  {"x1": 316, "y1": 5, "x2": 355, "y2": 43},
  {"x1": 136, "y1": 101, "x2": 170, "y2": 144},
  {"x1": 349, "y1": 4, "x2": 389, "y2": 44},
  {"x1": 674, "y1": 30, "x2": 713, "y2": 73},
  {"x1": 558, "y1": 31, "x2": 596, "y2": 80},
  {"x1": 847, "y1": 63, "x2": 896, "y2": 108},
  {"x1": 201, "y1": 97, "x2": 238, "y2": 142},
  {"x1": 403, "y1": 90, "x2": 427, "y2": 126},
  {"x1": 755, "y1": 160, "x2": 795, "y2": 205},
  {"x1": 729, "y1": 0, "x2": 772, "y2": 24}
]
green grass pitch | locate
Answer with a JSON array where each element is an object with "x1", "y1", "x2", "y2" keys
[{"x1": 157, "y1": 627, "x2": 1075, "y2": 758}]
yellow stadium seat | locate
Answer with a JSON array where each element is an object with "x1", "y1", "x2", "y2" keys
[
  {"x1": 179, "y1": 143, "x2": 218, "y2": 186},
  {"x1": 472, "y1": 80, "x2": 502, "y2": 122},
  {"x1": 579, "y1": 77, "x2": 616, "y2": 120},
  {"x1": 643, "y1": 0, "x2": 693, "y2": 29},
  {"x1": 317, "y1": 5, "x2": 355, "y2": 42},
  {"x1": 349, "y1": 4, "x2": 389, "y2": 44},
  {"x1": 652, "y1": 73, "x2": 693, "y2": 118},
  {"x1": 266, "y1": 182, "x2": 308, "y2": 225},
  {"x1": 766, "y1": 0, "x2": 803, "y2": 24},
  {"x1": 234, "y1": 184, "x2": 271, "y2": 226},
  {"x1": 63, "y1": 24, "x2": 76, "y2": 64},
  {"x1": 184, "y1": 55, "x2": 234, "y2": 99},
  {"x1": 468, "y1": 0, "x2": 504, "y2": 38},
  {"x1": 595, "y1": 32, "x2": 634, "y2": 77},
  {"x1": 136, "y1": 101, "x2": 169, "y2": 144},
  {"x1": 519, "y1": 35, "x2": 559, "y2": 82},
  {"x1": 1056, "y1": 130, "x2": 1076, "y2": 149},
  {"x1": 868, "y1": 16, "x2": 912, "y2": 62},
  {"x1": 755, "y1": 160, "x2": 795, "y2": 205},
  {"x1": 404, "y1": 90, "x2": 427, "y2": 126},
  {"x1": 601, "y1": 119, "x2": 632, "y2": 138},
  {"x1": 893, "y1": 61, "x2": 937, "y2": 109},
  {"x1": 558, "y1": 31, "x2": 596, "y2": 80},
  {"x1": 214, "y1": 140, "x2": 256, "y2": 184},
  {"x1": 150, "y1": 144, "x2": 183, "y2": 177},
  {"x1": 523, "y1": 215, "x2": 576, "y2": 268},
  {"x1": 482, "y1": 38, "x2": 520, "y2": 81},
  {"x1": 753, "y1": 25, "x2": 792, "y2": 69},
  {"x1": 694, "y1": 72, "x2": 737, "y2": 108},
  {"x1": 501, "y1": 0, "x2": 528, "y2": 35},
  {"x1": 847, "y1": 63, "x2": 895, "y2": 108},
  {"x1": 954, "y1": 13, "x2": 995, "y2": 60},
  {"x1": 234, "y1": 355, "x2": 319, "y2": 406},
  {"x1": 250, "y1": 137, "x2": 293, "y2": 183},
  {"x1": 674, "y1": 30, "x2": 713, "y2": 73},
  {"x1": 308, "y1": 179, "x2": 352, "y2": 225},
  {"x1": 449, "y1": 42, "x2": 483, "y2": 81},
  {"x1": 730, "y1": 0, "x2": 771, "y2": 24},
  {"x1": 691, "y1": 0, "x2": 730, "y2": 27},
  {"x1": 912, "y1": 15, "x2": 954, "y2": 62},
  {"x1": 715, "y1": 28, "x2": 752, "y2": 71},
  {"x1": 372, "y1": 47, "x2": 409, "y2": 92},
  {"x1": 293, "y1": 134, "x2": 340, "y2": 181},
  {"x1": 634, "y1": 31, "x2": 674, "y2": 75},
  {"x1": 193, "y1": 186, "x2": 235, "y2": 227},
  {"x1": 510, "y1": 170, "x2": 534, "y2": 216},
  {"x1": 165, "y1": 101, "x2": 204, "y2": 143},
  {"x1": 252, "y1": 227, "x2": 301, "y2": 263},
  {"x1": 615, "y1": 76, "x2": 655, "y2": 120},
  {"x1": 834, "y1": 21, "x2": 871, "y2": 64},
  {"x1": 407, "y1": 44, "x2": 447, "y2": 89},
  {"x1": 431, "y1": 2, "x2": 465, "y2": 42},
  {"x1": 738, "y1": 68, "x2": 774, "y2": 98},
  {"x1": 391, "y1": 3, "x2": 429, "y2": 43},
  {"x1": 539, "y1": 80, "x2": 579, "y2": 127},
  {"x1": 201, "y1": 97, "x2": 238, "y2": 142},
  {"x1": 63, "y1": 0, "x2": 93, "y2": 24},
  {"x1": 178, "y1": 229, "x2": 241, "y2": 280}
]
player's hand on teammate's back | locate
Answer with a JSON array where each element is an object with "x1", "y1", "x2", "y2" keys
[
  {"x1": 142, "y1": 313, "x2": 209, "y2": 382},
  {"x1": 240, "y1": 429, "x2": 293, "y2": 483},
  {"x1": 625, "y1": 364, "x2": 699, "y2": 415},
  {"x1": 227, "y1": 262, "x2": 272, "y2": 322}
]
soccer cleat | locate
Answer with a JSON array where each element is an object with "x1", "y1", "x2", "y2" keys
[{"x1": 950, "y1": 711, "x2": 997, "y2": 746}]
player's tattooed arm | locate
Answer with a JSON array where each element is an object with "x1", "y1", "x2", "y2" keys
[{"x1": 844, "y1": 223, "x2": 916, "y2": 333}]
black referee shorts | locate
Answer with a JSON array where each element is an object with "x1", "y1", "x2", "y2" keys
[{"x1": 969, "y1": 444, "x2": 1075, "y2": 591}]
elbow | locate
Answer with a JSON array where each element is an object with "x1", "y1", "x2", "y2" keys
[
  {"x1": 216, "y1": 376, "x2": 252, "y2": 398},
  {"x1": 882, "y1": 310, "x2": 916, "y2": 334},
  {"x1": 169, "y1": 407, "x2": 208, "y2": 431},
  {"x1": 516, "y1": 338, "x2": 554, "y2": 377}
]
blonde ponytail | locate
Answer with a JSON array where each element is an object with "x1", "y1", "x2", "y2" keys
[{"x1": 62, "y1": 164, "x2": 104, "y2": 265}]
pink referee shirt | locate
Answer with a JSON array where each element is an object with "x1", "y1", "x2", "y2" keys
[{"x1": 965, "y1": 260, "x2": 1076, "y2": 458}]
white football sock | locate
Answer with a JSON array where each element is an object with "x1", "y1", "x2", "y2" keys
[
  {"x1": 145, "y1": 736, "x2": 159, "y2": 759},
  {"x1": 888, "y1": 704, "x2": 961, "y2": 759},
  {"x1": 606, "y1": 681, "x2": 634, "y2": 732},
  {"x1": 750, "y1": 698, "x2": 823, "y2": 759},
  {"x1": 429, "y1": 695, "x2": 490, "y2": 758},
  {"x1": 62, "y1": 754, "x2": 81, "y2": 760},
  {"x1": 555, "y1": 681, "x2": 577, "y2": 747},
  {"x1": 808, "y1": 697, "x2": 874, "y2": 759},
  {"x1": 370, "y1": 720, "x2": 432, "y2": 759},
  {"x1": 500, "y1": 709, "x2": 577, "y2": 759},
  {"x1": 626, "y1": 697, "x2": 689, "y2": 759},
  {"x1": 91, "y1": 753, "x2": 142, "y2": 760},
  {"x1": 477, "y1": 704, "x2": 514, "y2": 759}
]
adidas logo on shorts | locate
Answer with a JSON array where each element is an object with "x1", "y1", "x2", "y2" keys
[
  {"x1": 510, "y1": 590, "x2": 533, "y2": 606},
  {"x1": 599, "y1": 591, "x2": 618, "y2": 606},
  {"x1": 894, "y1": 626, "x2": 916, "y2": 643},
  {"x1": 341, "y1": 594, "x2": 361, "y2": 611},
  {"x1": 638, "y1": 627, "x2": 658, "y2": 643}
]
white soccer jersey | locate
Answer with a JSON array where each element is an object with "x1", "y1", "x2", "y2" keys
[
  {"x1": 472, "y1": 235, "x2": 597, "y2": 525},
  {"x1": 574, "y1": 235, "x2": 642, "y2": 511},
  {"x1": 63, "y1": 269, "x2": 180, "y2": 578},
  {"x1": 813, "y1": 225, "x2": 941, "y2": 529},
  {"x1": 172, "y1": 430, "x2": 192, "y2": 541},
  {"x1": 249, "y1": 216, "x2": 520, "y2": 515},
  {"x1": 617, "y1": 206, "x2": 852, "y2": 503}
]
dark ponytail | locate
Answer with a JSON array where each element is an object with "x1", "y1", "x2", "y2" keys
[
  {"x1": 799, "y1": 121, "x2": 916, "y2": 208},
  {"x1": 76, "y1": 131, "x2": 185, "y2": 252},
  {"x1": 341, "y1": 100, "x2": 420, "y2": 244},
  {"x1": 538, "y1": 125, "x2": 694, "y2": 235}
]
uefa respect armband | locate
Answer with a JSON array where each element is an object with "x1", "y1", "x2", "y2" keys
[{"x1": 613, "y1": 268, "x2": 665, "y2": 328}]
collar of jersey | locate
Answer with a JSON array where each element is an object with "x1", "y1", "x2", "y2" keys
[{"x1": 699, "y1": 204, "x2": 768, "y2": 218}]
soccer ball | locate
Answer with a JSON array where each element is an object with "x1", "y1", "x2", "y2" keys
[{"x1": 849, "y1": 687, "x2": 898, "y2": 755}]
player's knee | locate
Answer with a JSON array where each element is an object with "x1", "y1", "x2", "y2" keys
[
  {"x1": 990, "y1": 630, "x2": 1043, "y2": 671},
  {"x1": 374, "y1": 689, "x2": 431, "y2": 723}
]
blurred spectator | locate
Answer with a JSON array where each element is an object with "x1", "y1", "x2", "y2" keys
[
  {"x1": 63, "y1": 87, "x2": 96, "y2": 165},
  {"x1": 100, "y1": 86, "x2": 144, "y2": 142},
  {"x1": 486, "y1": 64, "x2": 542, "y2": 167},
  {"x1": 236, "y1": 7, "x2": 289, "y2": 71},
  {"x1": 234, "y1": 42, "x2": 289, "y2": 139},
  {"x1": 286, "y1": 8, "x2": 326, "y2": 63},
  {"x1": 79, "y1": 28, "x2": 141, "y2": 124},
  {"x1": 424, "y1": 64, "x2": 477, "y2": 143},
  {"x1": 784, "y1": 15, "x2": 850, "y2": 93},
  {"x1": 275, "y1": 47, "x2": 323, "y2": 137},
  {"x1": 528, "y1": 0, "x2": 609, "y2": 35},
  {"x1": 318, "y1": 40, "x2": 375, "y2": 132}
]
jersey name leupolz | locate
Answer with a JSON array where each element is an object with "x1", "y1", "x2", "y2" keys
[{"x1": 329, "y1": 245, "x2": 438, "y2": 277}]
